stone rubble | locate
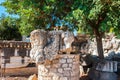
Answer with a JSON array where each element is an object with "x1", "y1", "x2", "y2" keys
[{"x1": 88, "y1": 33, "x2": 120, "y2": 59}]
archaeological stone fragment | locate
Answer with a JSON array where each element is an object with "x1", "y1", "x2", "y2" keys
[{"x1": 30, "y1": 29, "x2": 75, "y2": 64}]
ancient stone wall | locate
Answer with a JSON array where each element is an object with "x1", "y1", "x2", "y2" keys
[
  {"x1": 0, "y1": 41, "x2": 31, "y2": 58},
  {"x1": 38, "y1": 54, "x2": 80, "y2": 80},
  {"x1": 0, "y1": 41, "x2": 31, "y2": 48},
  {"x1": 0, "y1": 41, "x2": 31, "y2": 68}
]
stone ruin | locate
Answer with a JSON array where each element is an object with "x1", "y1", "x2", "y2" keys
[
  {"x1": 87, "y1": 33, "x2": 120, "y2": 59},
  {"x1": 78, "y1": 33, "x2": 120, "y2": 66},
  {"x1": 30, "y1": 29, "x2": 79, "y2": 80},
  {"x1": 30, "y1": 29, "x2": 75, "y2": 64},
  {"x1": 0, "y1": 41, "x2": 31, "y2": 68},
  {"x1": 30, "y1": 29, "x2": 120, "y2": 80},
  {"x1": 86, "y1": 34, "x2": 120, "y2": 80}
]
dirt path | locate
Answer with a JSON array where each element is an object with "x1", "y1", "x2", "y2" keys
[
  {"x1": 0, "y1": 77, "x2": 28, "y2": 80},
  {"x1": 1, "y1": 67, "x2": 120, "y2": 80},
  {"x1": 0, "y1": 67, "x2": 37, "y2": 76}
]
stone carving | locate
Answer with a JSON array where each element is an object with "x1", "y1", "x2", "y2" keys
[
  {"x1": 30, "y1": 30, "x2": 47, "y2": 63},
  {"x1": 61, "y1": 30, "x2": 74, "y2": 49},
  {"x1": 30, "y1": 29, "x2": 74, "y2": 64},
  {"x1": 44, "y1": 31, "x2": 63, "y2": 60}
]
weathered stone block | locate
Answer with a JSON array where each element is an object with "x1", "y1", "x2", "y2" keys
[
  {"x1": 72, "y1": 64, "x2": 79, "y2": 70},
  {"x1": 63, "y1": 71, "x2": 70, "y2": 76},
  {"x1": 71, "y1": 77, "x2": 79, "y2": 80},
  {"x1": 53, "y1": 76, "x2": 60, "y2": 80},
  {"x1": 38, "y1": 54, "x2": 80, "y2": 80},
  {"x1": 60, "y1": 77, "x2": 68, "y2": 80},
  {"x1": 52, "y1": 64, "x2": 61, "y2": 68},
  {"x1": 68, "y1": 63, "x2": 72, "y2": 67},
  {"x1": 71, "y1": 70, "x2": 80, "y2": 77},
  {"x1": 64, "y1": 68, "x2": 71, "y2": 71},
  {"x1": 50, "y1": 68, "x2": 57, "y2": 73},
  {"x1": 67, "y1": 58, "x2": 73, "y2": 63},
  {"x1": 58, "y1": 68, "x2": 63, "y2": 73},
  {"x1": 62, "y1": 63, "x2": 68, "y2": 68},
  {"x1": 60, "y1": 59, "x2": 66, "y2": 63}
]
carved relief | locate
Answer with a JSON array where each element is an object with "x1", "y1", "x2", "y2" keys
[
  {"x1": 61, "y1": 31, "x2": 74, "y2": 49},
  {"x1": 30, "y1": 30, "x2": 47, "y2": 63},
  {"x1": 30, "y1": 29, "x2": 75, "y2": 64}
]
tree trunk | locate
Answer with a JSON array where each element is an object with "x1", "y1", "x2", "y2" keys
[{"x1": 94, "y1": 28, "x2": 104, "y2": 59}]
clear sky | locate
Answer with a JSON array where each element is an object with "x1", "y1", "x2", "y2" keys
[
  {"x1": 0, "y1": 0, "x2": 19, "y2": 18},
  {"x1": 0, "y1": 0, "x2": 9, "y2": 17}
]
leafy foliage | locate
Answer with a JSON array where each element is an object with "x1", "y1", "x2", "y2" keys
[
  {"x1": 65, "y1": 0, "x2": 120, "y2": 36},
  {"x1": 1, "y1": 0, "x2": 75, "y2": 35},
  {"x1": 0, "y1": 14, "x2": 22, "y2": 40},
  {"x1": 1, "y1": 0, "x2": 120, "y2": 35},
  {"x1": 1, "y1": 0, "x2": 120, "y2": 58},
  {"x1": 63, "y1": 0, "x2": 120, "y2": 58}
]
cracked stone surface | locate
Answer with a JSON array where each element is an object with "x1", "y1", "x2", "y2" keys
[{"x1": 30, "y1": 29, "x2": 74, "y2": 64}]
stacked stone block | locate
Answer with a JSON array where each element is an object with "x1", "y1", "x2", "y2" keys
[{"x1": 38, "y1": 54, "x2": 80, "y2": 80}]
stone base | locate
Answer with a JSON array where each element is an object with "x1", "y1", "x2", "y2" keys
[
  {"x1": 88, "y1": 68, "x2": 118, "y2": 80},
  {"x1": 38, "y1": 54, "x2": 80, "y2": 80},
  {"x1": 95, "y1": 60, "x2": 117, "y2": 72}
]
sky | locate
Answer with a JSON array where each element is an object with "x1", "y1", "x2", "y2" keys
[
  {"x1": 0, "y1": 0, "x2": 9, "y2": 17},
  {"x1": 0, "y1": 0, "x2": 19, "y2": 18}
]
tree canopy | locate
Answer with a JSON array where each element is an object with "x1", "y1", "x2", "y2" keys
[
  {"x1": 1, "y1": 0, "x2": 120, "y2": 58},
  {"x1": 1, "y1": 0, "x2": 120, "y2": 35},
  {"x1": 0, "y1": 14, "x2": 22, "y2": 40}
]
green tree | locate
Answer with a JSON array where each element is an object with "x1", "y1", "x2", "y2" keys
[
  {"x1": 1, "y1": 0, "x2": 120, "y2": 59},
  {"x1": 0, "y1": 15, "x2": 22, "y2": 40},
  {"x1": 1, "y1": 0, "x2": 74, "y2": 35},
  {"x1": 65, "y1": 0, "x2": 120, "y2": 59}
]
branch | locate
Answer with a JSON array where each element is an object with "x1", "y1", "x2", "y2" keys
[
  {"x1": 96, "y1": 12, "x2": 107, "y2": 26},
  {"x1": 86, "y1": 18, "x2": 96, "y2": 29},
  {"x1": 96, "y1": 5, "x2": 109, "y2": 27}
]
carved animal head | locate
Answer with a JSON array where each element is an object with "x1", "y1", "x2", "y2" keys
[
  {"x1": 61, "y1": 31, "x2": 74, "y2": 49},
  {"x1": 30, "y1": 29, "x2": 47, "y2": 48}
]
